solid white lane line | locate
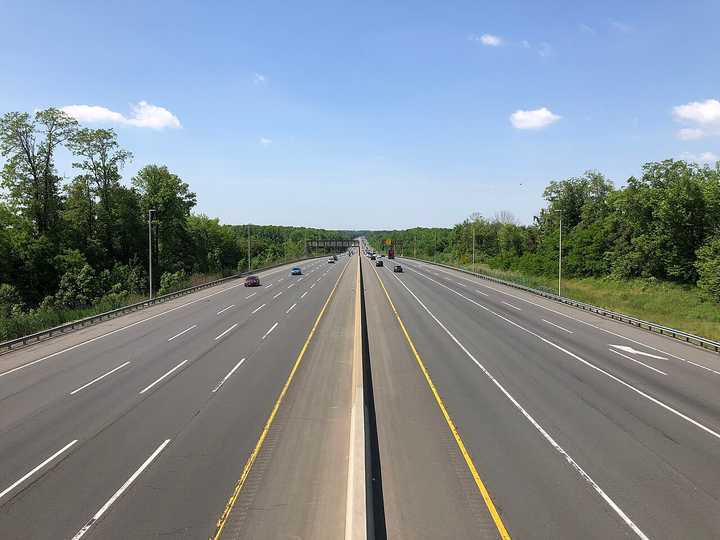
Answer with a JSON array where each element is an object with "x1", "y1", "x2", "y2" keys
[
  {"x1": 0, "y1": 440, "x2": 78, "y2": 501},
  {"x1": 301, "y1": 291, "x2": 308, "y2": 299},
  {"x1": 288, "y1": 283, "x2": 295, "y2": 288},
  {"x1": 212, "y1": 358, "x2": 246, "y2": 393},
  {"x1": 214, "y1": 323, "x2": 239, "y2": 341},
  {"x1": 418, "y1": 262, "x2": 720, "y2": 376},
  {"x1": 70, "y1": 362, "x2": 131, "y2": 395},
  {"x1": 310, "y1": 283, "x2": 316, "y2": 289},
  {"x1": 542, "y1": 319, "x2": 574, "y2": 334},
  {"x1": 273, "y1": 292, "x2": 283, "y2": 299},
  {"x1": 389, "y1": 272, "x2": 650, "y2": 540},
  {"x1": 475, "y1": 289, "x2": 489, "y2": 297},
  {"x1": 251, "y1": 304, "x2": 266, "y2": 314},
  {"x1": 286, "y1": 303, "x2": 297, "y2": 314},
  {"x1": 245, "y1": 293, "x2": 256, "y2": 299},
  {"x1": 408, "y1": 268, "x2": 720, "y2": 443},
  {"x1": 264, "y1": 284, "x2": 273, "y2": 288},
  {"x1": 71, "y1": 439, "x2": 171, "y2": 540},
  {"x1": 609, "y1": 349, "x2": 667, "y2": 376},
  {"x1": 502, "y1": 301, "x2": 522, "y2": 311},
  {"x1": 262, "y1": 322, "x2": 279, "y2": 340},
  {"x1": 216, "y1": 304, "x2": 235, "y2": 315},
  {"x1": 139, "y1": 360, "x2": 188, "y2": 394},
  {"x1": 167, "y1": 324, "x2": 197, "y2": 342}
]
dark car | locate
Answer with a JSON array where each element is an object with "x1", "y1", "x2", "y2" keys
[
  {"x1": 393, "y1": 265, "x2": 403, "y2": 273},
  {"x1": 291, "y1": 267, "x2": 302, "y2": 275},
  {"x1": 244, "y1": 275, "x2": 260, "y2": 287},
  {"x1": 375, "y1": 259, "x2": 383, "y2": 267},
  {"x1": 370, "y1": 255, "x2": 376, "y2": 260}
]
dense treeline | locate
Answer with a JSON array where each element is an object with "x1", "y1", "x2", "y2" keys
[
  {"x1": 0, "y1": 108, "x2": 347, "y2": 340},
  {"x1": 368, "y1": 160, "x2": 720, "y2": 302}
]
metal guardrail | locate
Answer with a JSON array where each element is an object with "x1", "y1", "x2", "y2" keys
[
  {"x1": 402, "y1": 256, "x2": 720, "y2": 354},
  {"x1": 0, "y1": 257, "x2": 319, "y2": 353}
]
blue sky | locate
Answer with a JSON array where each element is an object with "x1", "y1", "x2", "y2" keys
[{"x1": 2, "y1": 0, "x2": 719, "y2": 229}]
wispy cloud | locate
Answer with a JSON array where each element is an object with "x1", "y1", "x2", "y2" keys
[
  {"x1": 253, "y1": 73, "x2": 267, "y2": 84},
  {"x1": 469, "y1": 33, "x2": 503, "y2": 47},
  {"x1": 680, "y1": 151, "x2": 718, "y2": 164},
  {"x1": 259, "y1": 137, "x2": 272, "y2": 146},
  {"x1": 537, "y1": 42, "x2": 553, "y2": 57},
  {"x1": 510, "y1": 108, "x2": 561, "y2": 130},
  {"x1": 579, "y1": 23, "x2": 596, "y2": 35},
  {"x1": 61, "y1": 101, "x2": 181, "y2": 129},
  {"x1": 610, "y1": 20, "x2": 632, "y2": 33},
  {"x1": 673, "y1": 99, "x2": 720, "y2": 139}
]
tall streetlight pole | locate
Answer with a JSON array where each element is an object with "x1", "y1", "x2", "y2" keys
[
  {"x1": 148, "y1": 209, "x2": 156, "y2": 299},
  {"x1": 434, "y1": 230, "x2": 437, "y2": 262}
]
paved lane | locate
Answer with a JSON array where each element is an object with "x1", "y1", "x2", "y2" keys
[
  {"x1": 0, "y1": 257, "x2": 346, "y2": 539},
  {"x1": 372, "y1": 255, "x2": 720, "y2": 538}
]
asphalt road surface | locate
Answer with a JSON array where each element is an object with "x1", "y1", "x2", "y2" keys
[{"x1": 2, "y1": 248, "x2": 720, "y2": 539}]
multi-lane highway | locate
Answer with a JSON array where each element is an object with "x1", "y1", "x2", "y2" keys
[{"x1": 2, "y1": 245, "x2": 720, "y2": 539}]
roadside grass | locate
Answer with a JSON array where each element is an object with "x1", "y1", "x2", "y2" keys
[{"x1": 417, "y1": 257, "x2": 720, "y2": 342}]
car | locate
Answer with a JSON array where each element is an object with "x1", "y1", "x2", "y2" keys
[
  {"x1": 290, "y1": 267, "x2": 302, "y2": 275},
  {"x1": 244, "y1": 275, "x2": 260, "y2": 287},
  {"x1": 375, "y1": 260, "x2": 383, "y2": 267},
  {"x1": 370, "y1": 255, "x2": 376, "y2": 260},
  {"x1": 332, "y1": 254, "x2": 338, "y2": 261},
  {"x1": 393, "y1": 265, "x2": 403, "y2": 273},
  {"x1": 328, "y1": 257, "x2": 335, "y2": 263}
]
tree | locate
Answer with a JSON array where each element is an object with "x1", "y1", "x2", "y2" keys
[
  {"x1": 132, "y1": 165, "x2": 197, "y2": 280},
  {"x1": 68, "y1": 128, "x2": 132, "y2": 258},
  {"x1": 0, "y1": 108, "x2": 78, "y2": 235}
]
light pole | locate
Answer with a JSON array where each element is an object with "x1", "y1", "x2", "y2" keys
[
  {"x1": 148, "y1": 209, "x2": 156, "y2": 299},
  {"x1": 434, "y1": 230, "x2": 437, "y2": 262}
]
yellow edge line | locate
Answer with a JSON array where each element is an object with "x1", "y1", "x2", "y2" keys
[
  {"x1": 210, "y1": 257, "x2": 353, "y2": 540},
  {"x1": 369, "y1": 262, "x2": 512, "y2": 540}
]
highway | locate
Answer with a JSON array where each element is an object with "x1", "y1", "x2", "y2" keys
[{"x1": 1, "y1": 246, "x2": 720, "y2": 539}]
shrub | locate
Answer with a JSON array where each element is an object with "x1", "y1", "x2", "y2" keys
[{"x1": 696, "y1": 236, "x2": 720, "y2": 302}]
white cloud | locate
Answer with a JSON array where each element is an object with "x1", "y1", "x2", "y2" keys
[
  {"x1": 259, "y1": 137, "x2": 272, "y2": 146},
  {"x1": 579, "y1": 23, "x2": 596, "y2": 35},
  {"x1": 469, "y1": 33, "x2": 503, "y2": 46},
  {"x1": 673, "y1": 99, "x2": 720, "y2": 125},
  {"x1": 510, "y1": 107, "x2": 561, "y2": 130},
  {"x1": 520, "y1": 40, "x2": 531, "y2": 48},
  {"x1": 672, "y1": 99, "x2": 720, "y2": 139},
  {"x1": 680, "y1": 151, "x2": 718, "y2": 164},
  {"x1": 61, "y1": 101, "x2": 181, "y2": 129},
  {"x1": 253, "y1": 73, "x2": 267, "y2": 84}
]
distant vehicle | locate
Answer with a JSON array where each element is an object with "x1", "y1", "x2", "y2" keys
[
  {"x1": 332, "y1": 254, "x2": 338, "y2": 261},
  {"x1": 388, "y1": 247, "x2": 395, "y2": 259},
  {"x1": 328, "y1": 257, "x2": 335, "y2": 263},
  {"x1": 291, "y1": 267, "x2": 302, "y2": 275},
  {"x1": 244, "y1": 275, "x2": 260, "y2": 287},
  {"x1": 375, "y1": 260, "x2": 383, "y2": 267},
  {"x1": 370, "y1": 255, "x2": 376, "y2": 260},
  {"x1": 393, "y1": 265, "x2": 403, "y2": 273}
]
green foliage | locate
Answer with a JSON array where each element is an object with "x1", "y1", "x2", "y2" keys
[
  {"x1": 696, "y1": 235, "x2": 720, "y2": 301},
  {"x1": 158, "y1": 270, "x2": 190, "y2": 295}
]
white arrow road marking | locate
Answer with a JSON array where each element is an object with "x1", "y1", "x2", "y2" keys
[{"x1": 609, "y1": 345, "x2": 666, "y2": 360}]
